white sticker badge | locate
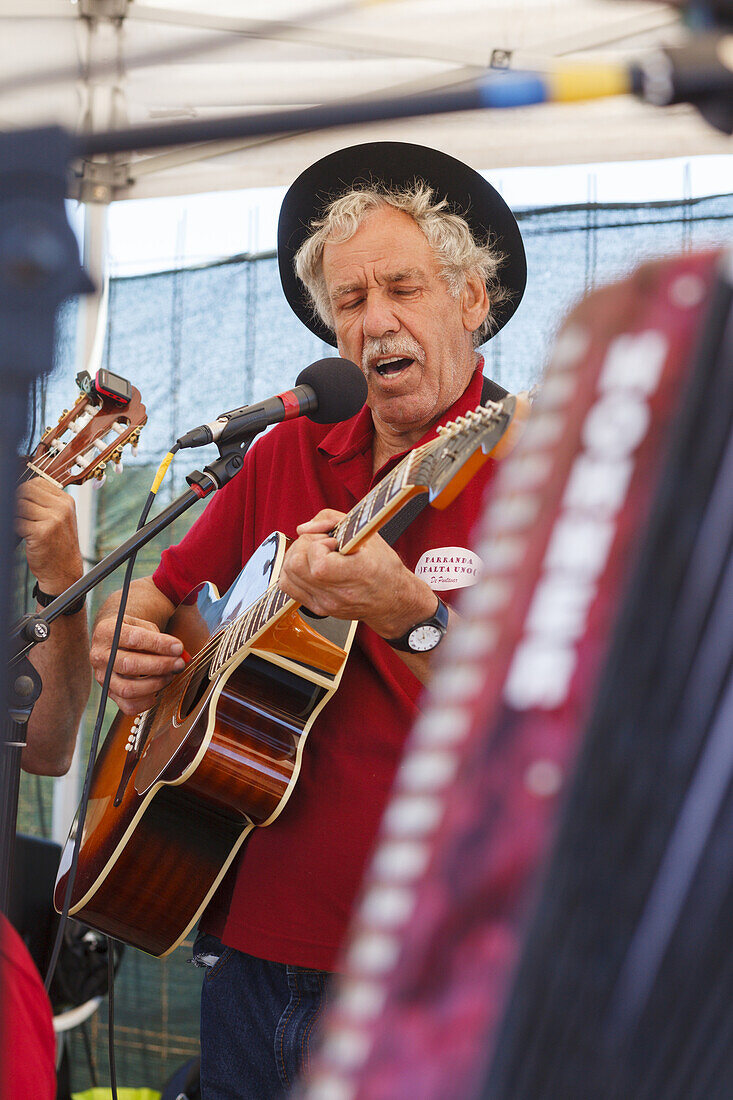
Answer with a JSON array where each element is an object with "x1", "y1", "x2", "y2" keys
[{"x1": 415, "y1": 547, "x2": 483, "y2": 591}]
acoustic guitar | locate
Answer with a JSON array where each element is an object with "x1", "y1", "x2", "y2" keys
[{"x1": 54, "y1": 392, "x2": 528, "y2": 956}]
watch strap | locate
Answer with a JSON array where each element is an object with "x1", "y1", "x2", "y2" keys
[
  {"x1": 385, "y1": 595, "x2": 449, "y2": 652},
  {"x1": 32, "y1": 581, "x2": 86, "y2": 616}
]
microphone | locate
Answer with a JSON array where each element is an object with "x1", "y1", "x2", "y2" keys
[
  {"x1": 630, "y1": 33, "x2": 733, "y2": 133},
  {"x1": 177, "y1": 357, "x2": 367, "y2": 449}
]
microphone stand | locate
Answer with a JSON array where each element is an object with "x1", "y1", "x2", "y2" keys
[{"x1": 2, "y1": 430, "x2": 255, "y2": 916}]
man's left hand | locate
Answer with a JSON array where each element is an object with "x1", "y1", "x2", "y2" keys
[{"x1": 277, "y1": 508, "x2": 438, "y2": 641}]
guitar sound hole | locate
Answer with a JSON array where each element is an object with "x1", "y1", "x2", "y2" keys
[{"x1": 178, "y1": 660, "x2": 212, "y2": 722}]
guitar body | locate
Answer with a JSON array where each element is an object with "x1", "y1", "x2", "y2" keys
[{"x1": 54, "y1": 532, "x2": 357, "y2": 956}]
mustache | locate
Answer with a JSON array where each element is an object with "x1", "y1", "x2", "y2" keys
[{"x1": 362, "y1": 334, "x2": 425, "y2": 370}]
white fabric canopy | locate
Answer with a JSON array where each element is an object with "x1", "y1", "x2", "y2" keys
[{"x1": 0, "y1": 0, "x2": 730, "y2": 200}]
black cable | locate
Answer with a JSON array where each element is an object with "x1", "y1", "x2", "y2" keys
[
  {"x1": 43, "y1": 461, "x2": 176, "y2": 987},
  {"x1": 106, "y1": 937, "x2": 118, "y2": 1100},
  {"x1": 43, "y1": 547, "x2": 138, "y2": 992},
  {"x1": 24, "y1": 538, "x2": 50, "y2": 840},
  {"x1": 79, "y1": 1018, "x2": 99, "y2": 1088},
  {"x1": 42, "y1": 444, "x2": 179, "y2": 1099},
  {"x1": 34, "y1": 774, "x2": 48, "y2": 838}
]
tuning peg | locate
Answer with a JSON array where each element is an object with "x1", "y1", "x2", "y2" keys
[
  {"x1": 59, "y1": 409, "x2": 69, "y2": 420},
  {"x1": 114, "y1": 459, "x2": 124, "y2": 473},
  {"x1": 93, "y1": 473, "x2": 106, "y2": 488}
]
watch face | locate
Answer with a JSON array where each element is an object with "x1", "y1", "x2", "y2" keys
[{"x1": 408, "y1": 624, "x2": 443, "y2": 652}]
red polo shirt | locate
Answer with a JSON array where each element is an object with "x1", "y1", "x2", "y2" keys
[{"x1": 153, "y1": 368, "x2": 499, "y2": 970}]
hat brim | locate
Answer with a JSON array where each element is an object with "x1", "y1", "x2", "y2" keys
[{"x1": 277, "y1": 141, "x2": 526, "y2": 347}]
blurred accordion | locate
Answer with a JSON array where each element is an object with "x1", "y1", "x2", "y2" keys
[{"x1": 303, "y1": 248, "x2": 733, "y2": 1100}]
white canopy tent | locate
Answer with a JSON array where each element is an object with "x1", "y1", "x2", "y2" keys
[
  {"x1": 1, "y1": 0, "x2": 731, "y2": 203},
  {"x1": 2, "y1": 0, "x2": 730, "y2": 308}
]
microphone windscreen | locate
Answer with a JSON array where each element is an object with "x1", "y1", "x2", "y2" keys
[{"x1": 296, "y1": 357, "x2": 367, "y2": 424}]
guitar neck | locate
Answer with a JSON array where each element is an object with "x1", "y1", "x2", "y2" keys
[
  {"x1": 330, "y1": 398, "x2": 519, "y2": 552},
  {"x1": 331, "y1": 444, "x2": 430, "y2": 553}
]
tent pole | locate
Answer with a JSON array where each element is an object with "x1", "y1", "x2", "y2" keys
[{"x1": 51, "y1": 200, "x2": 108, "y2": 847}]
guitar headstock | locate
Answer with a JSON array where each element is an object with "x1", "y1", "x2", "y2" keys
[
  {"x1": 425, "y1": 392, "x2": 531, "y2": 509},
  {"x1": 27, "y1": 386, "x2": 147, "y2": 487}
]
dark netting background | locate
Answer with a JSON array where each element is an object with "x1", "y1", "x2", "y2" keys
[{"x1": 15, "y1": 191, "x2": 733, "y2": 1094}]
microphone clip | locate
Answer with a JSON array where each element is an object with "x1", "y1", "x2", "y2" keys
[{"x1": 185, "y1": 432, "x2": 253, "y2": 496}]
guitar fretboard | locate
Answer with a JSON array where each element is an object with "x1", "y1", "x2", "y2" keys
[{"x1": 332, "y1": 446, "x2": 425, "y2": 551}]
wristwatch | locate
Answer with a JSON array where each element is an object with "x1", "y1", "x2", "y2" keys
[{"x1": 386, "y1": 595, "x2": 449, "y2": 653}]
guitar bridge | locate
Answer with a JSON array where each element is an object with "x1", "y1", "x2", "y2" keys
[{"x1": 113, "y1": 709, "x2": 152, "y2": 807}]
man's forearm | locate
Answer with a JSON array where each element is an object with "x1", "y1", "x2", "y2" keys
[
  {"x1": 95, "y1": 575, "x2": 174, "y2": 632},
  {"x1": 23, "y1": 607, "x2": 91, "y2": 776}
]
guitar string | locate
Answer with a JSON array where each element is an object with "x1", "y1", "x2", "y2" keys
[
  {"x1": 21, "y1": 427, "x2": 85, "y2": 486},
  {"x1": 19, "y1": 446, "x2": 67, "y2": 486},
  {"x1": 21, "y1": 404, "x2": 141, "y2": 486}
]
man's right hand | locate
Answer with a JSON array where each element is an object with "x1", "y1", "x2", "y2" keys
[{"x1": 90, "y1": 615, "x2": 186, "y2": 714}]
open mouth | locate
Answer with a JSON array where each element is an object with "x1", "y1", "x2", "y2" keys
[{"x1": 374, "y1": 356, "x2": 415, "y2": 376}]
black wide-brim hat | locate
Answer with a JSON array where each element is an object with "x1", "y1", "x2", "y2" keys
[{"x1": 278, "y1": 141, "x2": 526, "y2": 347}]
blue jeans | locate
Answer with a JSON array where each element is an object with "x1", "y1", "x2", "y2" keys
[{"x1": 192, "y1": 932, "x2": 332, "y2": 1099}]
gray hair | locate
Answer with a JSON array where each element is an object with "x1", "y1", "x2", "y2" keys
[{"x1": 293, "y1": 182, "x2": 509, "y2": 347}]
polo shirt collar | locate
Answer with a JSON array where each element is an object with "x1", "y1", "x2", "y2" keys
[{"x1": 318, "y1": 359, "x2": 488, "y2": 468}]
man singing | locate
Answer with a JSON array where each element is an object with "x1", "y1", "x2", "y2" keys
[{"x1": 89, "y1": 142, "x2": 526, "y2": 1097}]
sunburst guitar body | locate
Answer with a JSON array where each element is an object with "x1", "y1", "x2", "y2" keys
[{"x1": 54, "y1": 533, "x2": 355, "y2": 956}]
